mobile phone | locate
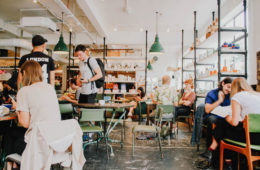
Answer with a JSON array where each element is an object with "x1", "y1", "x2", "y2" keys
[
  {"x1": 8, "y1": 95, "x2": 16, "y2": 101},
  {"x1": 80, "y1": 78, "x2": 84, "y2": 80}
]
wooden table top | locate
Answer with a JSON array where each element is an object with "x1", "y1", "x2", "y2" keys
[
  {"x1": 0, "y1": 112, "x2": 17, "y2": 121},
  {"x1": 76, "y1": 103, "x2": 135, "y2": 109}
]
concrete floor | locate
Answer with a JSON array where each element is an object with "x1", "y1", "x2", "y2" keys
[{"x1": 82, "y1": 121, "x2": 206, "y2": 170}]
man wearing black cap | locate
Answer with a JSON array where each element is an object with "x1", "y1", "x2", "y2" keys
[{"x1": 17, "y1": 35, "x2": 55, "y2": 89}]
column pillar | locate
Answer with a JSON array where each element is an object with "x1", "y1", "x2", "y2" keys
[{"x1": 248, "y1": 0, "x2": 260, "y2": 84}]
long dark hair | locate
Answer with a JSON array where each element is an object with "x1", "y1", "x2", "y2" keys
[
  {"x1": 137, "y1": 87, "x2": 145, "y2": 99},
  {"x1": 218, "y1": 77, "x2": 232, "y2": 91}
]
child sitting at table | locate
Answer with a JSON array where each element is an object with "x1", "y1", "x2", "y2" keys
[{"x1": 59, "y1": 78, "x2": 81, "y2": 104}]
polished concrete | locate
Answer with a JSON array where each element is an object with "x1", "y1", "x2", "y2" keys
[{"x1": 83, "y1": 121, "x2": 205, "y2": 170}]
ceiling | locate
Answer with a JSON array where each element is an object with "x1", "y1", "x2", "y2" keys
[{"x1": 0, "y1": 0, "x2": 241, "y2": 76}]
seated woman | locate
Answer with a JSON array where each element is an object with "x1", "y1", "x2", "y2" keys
[
  {"x1": 205, "y1": 78, "x2": 260, "y2": 167},
  {"x1": 5, "y1": 60, "x2": 61, "y2": 170},
  {"x1": 127, "y1": 87, "x2": 146, "y2": 120},
  {"x1": 174, "y1": 79, "x2": 195, "y2": 121}
]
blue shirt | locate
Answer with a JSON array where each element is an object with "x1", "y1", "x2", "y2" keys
[{"x1": 205, "y1": 88, "x2": 230, "y2": 106}]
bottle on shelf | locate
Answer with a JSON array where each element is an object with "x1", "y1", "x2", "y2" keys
[{"x1": 222, "y1": 59, "x2": 228, "y2": 72}]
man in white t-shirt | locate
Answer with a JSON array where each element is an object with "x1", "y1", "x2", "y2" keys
[{"x1": 75, "y1": 45, "x2": 102, "y2": 103}]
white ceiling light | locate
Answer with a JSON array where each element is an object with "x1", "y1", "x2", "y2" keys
[
  {"x1": 139, "y1": 28, "x2": 144, "y2": 32},
  {"x1": 113, "y1": 27, "x2": 118, "y2": 32},
  {"x1": 33, "y1": 0, "x2": 37, "y2": 3},
  {"x1": 167, "y1": 28, "x2": 170, "y2": 32}
]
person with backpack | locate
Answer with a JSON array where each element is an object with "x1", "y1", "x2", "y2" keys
[{"x1": 75, "y1": 44, "x2": 103, "y2": 103}]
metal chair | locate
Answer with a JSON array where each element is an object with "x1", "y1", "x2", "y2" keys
[
  {"x1": 79, "y1": 108, "x2": 109, "y2": 159},
  {"x1": 134, "y1": 101, "x2": 147, "y2": 124},
  {"x1": 4, "y1": 154, "x2": 67, "y2": 170},
  {"x1": 176, "y1": 104, "x2": 195, "y2": 135},
  {"x1": 132, "y1": 107, "x2": 163, "y2": 158},
  {"x1": 59, "y1": 102, "x2": 75, "y2": 120},
  {"x1": 220, "y1": 114, "x2": 260, "y2": 170}
]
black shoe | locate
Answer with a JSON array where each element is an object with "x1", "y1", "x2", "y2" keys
[
  {"x1": 200, "y1": 150, "x2": 213, "y2": 160},
  {"x1": 195, "y1": 159, "x2": 213, "y2": 169},
  {"x1": 224, "y1": 164, "x2": 232, "y2": 170},
  {"x1": 223, "y1": 161, "x2": 233, "y2": 170}
]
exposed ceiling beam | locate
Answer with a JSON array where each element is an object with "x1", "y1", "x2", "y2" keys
[
  {"x1": 38, "y1": 0, "x2": 95, "y2": 42},
  {"x1": 0, "y1": 18, "x2": 32, "y2": 38},
  {"x1": 76, "y1": 0, "x2": 108, "y2": 38}
]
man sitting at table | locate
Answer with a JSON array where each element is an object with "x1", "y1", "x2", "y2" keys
[
  {"x1": 199, "y1": 77, "x2": 232, "y2": 163},
  {"x1": 151, "y1": 75, "x2": 178, "y2": 137}
]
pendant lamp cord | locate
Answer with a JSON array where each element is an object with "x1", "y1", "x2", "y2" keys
[
  {"x1": 156, "y1": 11, "x2": 158, "y2": 35},
  {"x1": 61, "y1": 12, "x2": 64, "y2": 35}
]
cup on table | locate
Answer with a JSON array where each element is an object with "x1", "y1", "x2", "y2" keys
[{"x1": 99, "y1": 100, "x2": 105, "y2": 106}]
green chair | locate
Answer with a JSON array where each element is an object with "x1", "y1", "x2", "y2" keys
[
  {"x1": 176, "y1": 104, "x2": 195, "y2": 135},
  {"x1": 134, "y1": 101, "x2": 147, "y2": 124},
  {"x1": 220, "y1": 114, "x2": 260, "y2": 170},
  {"x1": 59, "y1": 103, "x2": 74, "y2": 120},
  {"x1": 132, "y1": 107, "x2": 163, "y2": 158},
  {"x1": 157, "y1": 104, "x2": 174, "y2": 137},
  {"x1": 79, "y1": 109, "x2": 109, "y2": 159}
]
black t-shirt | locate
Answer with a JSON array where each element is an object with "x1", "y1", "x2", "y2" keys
[{"x1": 19, "y1": 52, "x2": 55, "y2": 83}]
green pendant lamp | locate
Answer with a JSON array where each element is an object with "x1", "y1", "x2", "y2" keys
[
  {"x1": 147, "y1": 60, "x2": 152, "y2": 70},
  {"x1": 54, "y1": 12, "x2": 68, "y2": 54},
  {"x1": 149, "y1": 11, "x2": 164, "y2": 55}
]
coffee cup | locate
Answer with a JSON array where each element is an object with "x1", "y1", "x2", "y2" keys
[{"x1": 99, "y1": 100, "x2": 105, "y2": 105}]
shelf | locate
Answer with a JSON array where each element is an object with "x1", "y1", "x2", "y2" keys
[
  {"x1": 220, "y1": 27, "x2": 246, "y2": 32},
  {"x1": 183, "y1": 69, "x2": 194, "y2": 72},
  {"x1": 93, "y1": 56, "x2": 145, "y2": 61},
  {"x1": 105, "y1": 80, "x2": 136, "y2": 83},
  {"x1": 220, "y1": 72, "x2": 246, "y2": 77},
  {"x1": 196, "y1": 94, "x2": 206, "y2": 98},
  {"x1": 197, "y1": 74, "x2": 218, "y2": 81},
  {"x1": 105, "y1": 69, "x2": 145, "y2": 72},
  {"x1": 0, "y1": 57, "x2": 21, "y2": 60},
  {"x1": 102, "y1": 92, "x2": 138, "y2": 95},
  {"x1": 0, "y1": 67, "x2": 17, "y2": 70},
  {"x1": 199, "y1": 29, "x2": 243, "y2": 49},
  {"x1": 220, "y1": 48, "x2": 246, "y2": 55},
  {"x1": 196, "y1": 52, "x2": 218, "y2": 64},
  {"x1": 182, "y1": 29, "x2": 245, "y2": 59}
]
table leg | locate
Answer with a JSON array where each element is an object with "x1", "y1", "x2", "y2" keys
[
  {"x1": 146, "y1": 105, "x2": 150, "y2": 125},
  {"x1": 105, "y1": 109, "x2": 127, "y2": 156},
  {"x1": 104, "y1": 110, "x2": 107, "y2": 135}
]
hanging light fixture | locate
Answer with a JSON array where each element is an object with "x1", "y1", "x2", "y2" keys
[
  {"x1": 54, "y1": 12, "x2": 68, "y2": 54},
  {"x1": 147, "y1": 60, "x2": 152, "y2": 70},
  {"x1": 149, "y1": 11, "x2": 164, "y2": 55}
]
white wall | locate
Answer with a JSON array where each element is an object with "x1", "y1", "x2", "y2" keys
[{"x1": 248, "y1": 0, "x2": 260, "y2": 85}]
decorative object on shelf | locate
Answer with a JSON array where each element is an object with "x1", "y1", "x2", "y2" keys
[
  {"x1": 222, "y1": 42, "x2": 240, "y2": 50},
  {"x1": 54, "y1": 12, "x2": 68, "y2": 54},
  {"x1": 149, "y1": 11, "x2": 164, "y2": 55},
  {"x1": 147, "y1": 60, "x2": 152, "y2": 70}
]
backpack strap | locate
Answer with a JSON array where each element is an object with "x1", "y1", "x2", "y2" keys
[{"x1": 85, "y1": 57, "x2": 95, "y2": 90}]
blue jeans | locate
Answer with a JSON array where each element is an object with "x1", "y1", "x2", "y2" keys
[
  {"x1": 190, "y1": 103, "x2": 223, "y2": 147},
  {"x1": 190, "y1": 104, "x2": 205, "y2": 146}
]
